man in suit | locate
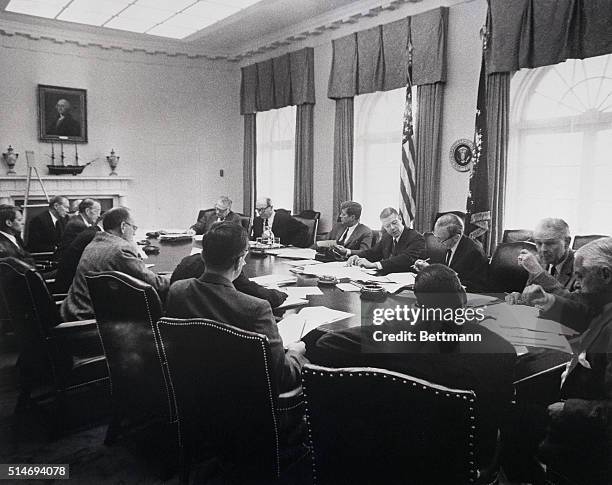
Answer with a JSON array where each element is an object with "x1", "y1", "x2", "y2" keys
[
  {"x1": 61, "y1": 207, "x2": 169, "y2": 321},
  {"x1": 507, "y1": 218, "x2": 576, "y2": 304},
  {"x1": 0, "y1": 205, "x2": 35, "y2": 267},
  {"x1": 166, "y1": 222, "x2": 307, "y2": 393},
  {"x1": 414, "y1": 213, "x2": 488, "y2": 292},
  {"x1": 54, "y1": 224, "x2": 101, "y2": 293},
  {"x1": 47, "y1": 99, "x2": 81, "y2": 137},
  {"x1": 307, "y1": 264, "x2": 516, "y2": 469},
  {"x1": 190, "y1": 195, "x2": 242, "y2": 235},
  {"x1": 347, "y1": 207, "x2": 425, "y2": 274},
  {"x1": 56, "y1": 198, "x2": 101, "y2": 259},
  {"x1": 320, "y1": 201, "x2": 372, "y2": 256},
  {"x1": 26, "y1": 195, "x2": 69, "y2": 253},
  {"x1": 517, "y1": 238, "x2": 612, "y2": 484},
  {"x1": 251, "y1": 197, "x2": 309, "y2": 248}
]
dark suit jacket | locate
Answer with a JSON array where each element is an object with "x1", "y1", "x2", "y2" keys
[
  {"x1": 326, "y1": 222, "x2": 373, "y2": 251},
  {"x1": 252, "y1": 210, "x2": 309, "y2": 248},
  {"x1": 450, "y1": 235, "x2": 489, "y2": 292},
  {"x1": 308, "y1": 318, "x2": 516, "y2": 467},
  {"x1": 0, "y1": 232, "x2": 36, "y2": 267},
  {"x1": 527, "y1": 249, "x2": 577, "y2": 295},
  {"x1": 356, "y1": 227, "x2": 425, "y2": 274},
  {"x1": 55, "y1": 226, "x2": 100, "y2": 293},
  {"x1": 57, "y1": 215, "x2": 89, "y2": 259},
  {"x1": 165, "y1": 273, "x2": 307, "y2": 392},
  {"x1": 27, "y1": 211, "x2": 66, "y2": 253},
  {"x1": 190, "y1": 210, "x2": 242, "y2": 235},
  {"x1": 170, "y1": 253, "x2": 288, "y2": 308}
]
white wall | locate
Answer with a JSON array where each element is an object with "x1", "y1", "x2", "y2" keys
[
  {"x1": 240, "y1": 0, "x2": 487, "y2": 232},
  {"x1": 0, "y1": 33, "x2": 242, "y2": 230}
]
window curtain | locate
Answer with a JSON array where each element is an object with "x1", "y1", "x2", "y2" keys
[
  {"x1": 294, "y1": 104, "x2": 314, "y2": 213},
  {"x1": 243, "y1": 114, "x2": 256, "y2": 217},
  {"x1": 332, "y1": 99, "x2": 354, "y2": 222},
  {"x1": 414, "y1": 82, "x2": 444, "y2": 233}
]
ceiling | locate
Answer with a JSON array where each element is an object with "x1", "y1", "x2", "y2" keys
[{"x1": 0, "y1": 0, "x2": 378, "y2": 56}]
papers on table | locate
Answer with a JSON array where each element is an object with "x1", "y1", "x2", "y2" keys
[
  {"x1": 300, "y1": 262, "x2": 390, "y2": 282},
  {"x1": 249, "y1": 274, "x2": 297, "y2": 287},
  {"x1": 280, "y1": 287, "x2": 323, "y2": 299},
  {"x1": 277, "y1": 306, "x2": 355, "y2": 344},
  {"x1": 336, "y1": 282, "x2": 361, "y2": 292},
  {"x1": 266, "y1": 248, "x2": 317, "y2": 259},
  {"x1": 378, "y1": 272, "x2": 417, "y2": 293},
  {"x1": 190, "y1": 247, "x2": 203, "y2": 255},
  {"x1": 316, "y1": 240, "x2": 336, "y2": 248},
  {"x1": 285, "y1": 259, "x2": 321, "y2": 267},
  {"x1": 145, "y1": 264, "x2": 155, "y2": 268},
  {"x1": 276, "y1": 297, "x2": 309, "y2": 310}
]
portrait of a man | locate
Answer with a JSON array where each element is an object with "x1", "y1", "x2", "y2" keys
[{"x1": 38, "y1": 85, "x2": 87, "y2": 142}]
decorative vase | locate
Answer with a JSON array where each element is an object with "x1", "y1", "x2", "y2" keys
[
  {"x1": 2, "y1": 145, "x2": 18, "y2": 175},
  {"x1": 106, "y1": 149, "x2": 120, "y2": 176}
]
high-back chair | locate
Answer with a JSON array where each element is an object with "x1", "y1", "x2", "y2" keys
[
  {"x1": 488, "y1": 241, "x2": 537, "y2": 292},
  {"x1": 502, "y1": 229, "x2": 534, "y2": 243},
  {"x1": 294, "y1": 215, "x2": 319, "y2": 247},
  {"x1": 424, "y1": 231, "x2": 447, "y2": 264},
  {"x1": 302, "y1": 365, "x2": 480, "y2": 485},
  {"x1": 86, "y1": 271, "x2": 174, "y2": 445},
  {"x1": 0, "y1": 257, "x2": 107, "y2": 427},
  {"x1": 157, "y1": 318, "x2": 292, "y2": 484},
  {"x1": 572, "y1": 234, "x2": 608, "y2": 250}
]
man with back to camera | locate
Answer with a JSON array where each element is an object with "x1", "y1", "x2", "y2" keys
[
  {"x1": 61, "y1": 207, "x2": 170, "y2": 321},
  {"x1": 319, "y1": 201, "x2": 372, "y2": 256},
  {"x1": 166, "y1": 222, "x2": 308, "y2": 393},
  {"x1": 190, "y1": 195, "x2": 241, "y2": 235},
  {"x1": 346, "y1": 207, "x2": 425, "y2": 274},
  {"x1": 47, "y1": 98, "x2": 81, "y2": 137},
  {"x1": 413, "y1": 213, "x2": 488, "y2": 292},
  {"x1": 251, "y1": 197, "x2": 309, "y2": 248},
  {"x1": 27, "y1": 195, "x2": 69, "y2": 253}
]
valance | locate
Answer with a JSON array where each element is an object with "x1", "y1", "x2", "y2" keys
[
  {"x1": 488, "y1": 0, "x2": 612, "y2": 74},
  {"x1": 327, "y1": 7, "x2": 448, "y2": 99},
  {"x1": 240, "y1": 47, "x2": 315, "y2": 115}
]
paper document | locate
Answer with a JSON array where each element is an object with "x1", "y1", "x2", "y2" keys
[
  {"x1": 280, "y1": 287, "x2": 323, "y2": 298},
  {"x1": 285, "y1": 259, "x2": 321, "y2": 267},
  {"x1": 276, "y1": 297, "x2": 309, "y2": 310},
  {"x1": 266, "y1": 248, "x2": 317, "y2": 259},
  {"x1": 190, "y1": 247, "x2": 203, "y2": 255},
  {"x1": 277, "y1": 314, "x2": 308, "y2": 344},
  {"x1": 316, "y1": 240, "x2": 336, "y2": 248},
  {"x1": 336, "y1": 283, "x2": 361, "y2": 292},
  {"x1": 249, "y1": 274, "x2": 297, "y2": 287},
  {"x1": 301, "y1": 262, "x2": 390, "y2": 282},
  {"x1": 277, "y1": 306, "x2": 355, "y2": 345},
  {"x1": 145, "y1": 264, "x2": 155, "y2": 268}
]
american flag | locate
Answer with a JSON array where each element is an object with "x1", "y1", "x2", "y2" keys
[{"x1": 400, "y1": 63, "x2": 417, "y2": 227}]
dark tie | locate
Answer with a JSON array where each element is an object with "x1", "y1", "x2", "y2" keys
[
  {"x1": 54, "y1": 219, "x2": 62, "y2": 243},
  {"x1": 550, "y1": 265, "x2": 557, "y2": 277},
  {"x1": 337, "y1": 228, "x2": 348, "y2": 246},
  {"x1": 445, "y1": 249, "x2": 452, "y2": 265}
]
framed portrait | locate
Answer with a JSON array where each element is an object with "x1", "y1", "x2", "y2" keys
[{"x1": 38, "y1": 84, "x2": 87, "y2": 143}]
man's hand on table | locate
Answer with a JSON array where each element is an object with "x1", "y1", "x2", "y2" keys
[
  {"x1": 522, "y1": 284, "x2": 555, "y2": 310},
  {"x1": 346, "y1": 255, "x2": 377, "y2": 269},
  {"x1": 547, "y1": 401, "x2": 565, "y2": 420}
]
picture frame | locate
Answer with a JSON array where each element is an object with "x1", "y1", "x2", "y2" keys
[{"x1": 38, "y1": 84, "x2": 87, "y2": 143}]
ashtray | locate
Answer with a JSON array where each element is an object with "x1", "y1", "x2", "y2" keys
[
  {"x1": 142, "y1": 245, "x2": 160, "y2": 255},
  {"x1": 360, "y1": 283, "x2": 387, "y2": 301},
  {"x1": 317, "y1": 275, "x2": 338, "y2": 286}
]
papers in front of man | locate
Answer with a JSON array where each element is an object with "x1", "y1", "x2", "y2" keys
[
  {"x1": 300, "y1": 261, "x2": 390, "y2": 282},
  {"x1": 249, "y1": 274, "x2": 297, "y2": 287},
  {"x1": 285, "y1": 259, "x2": 321, "y2": 267},
  {"x1": 280, "y1": 287, "x2": 323, "y2": 299},
  {"x1": 265, "y1": 248, "x2": 317, "y2": 260},
  {"x1": 378, "y1": 272, "x2": 417, "y2": 293},
  {"x1": 277, "y1": 306, "x2": 355, "y2": 344},
  {"x1": 316, "y1": 240, "x2": 336, "y2": 248}
]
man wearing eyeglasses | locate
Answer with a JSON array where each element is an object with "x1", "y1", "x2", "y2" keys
[
  {"x1": 414, "y1": 213, "x2": 489, "y2": 292},
  {"x1": 251, "y1": 197, "x2": 309, "y2": 247},
  {"x1": 190, "y1": 196, "x2": 241, "y2": 235},
  {"x1": 61, "y1": 207, "x2": 170, "y2": 321},
  {"x1": 347, "y1": 207, "x2": 425, "y2": 274}
]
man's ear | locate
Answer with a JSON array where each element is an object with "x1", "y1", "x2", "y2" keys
[{"x1": 600, "y1": 266, "x2": 612, "y2": 284}]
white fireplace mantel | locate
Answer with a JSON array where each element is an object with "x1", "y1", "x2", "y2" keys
[{"x1": 0, "y1": 175, "x2": 133, "y2": 206}]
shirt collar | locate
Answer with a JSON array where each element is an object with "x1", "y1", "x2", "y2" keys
[
  {"x1": 80, "y1": 213, "x2": 91, "y2": 227},
  {"x1": 0, "y1": 230, "x2": 19, "y2": 247},
  {"x1": 49, "y1": 210, "x2": 58, "y2": 225}
]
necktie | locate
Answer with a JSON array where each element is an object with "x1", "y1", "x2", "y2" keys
[
  {"x1": 337, "y1": 228, "x2": 348, "y2": 246},
  {"x1": 445, "y1": 249, "x2": 452, "y2": 265},
  {"x1": 550, "y1": 265, "x2": 557, "y2": 277}
]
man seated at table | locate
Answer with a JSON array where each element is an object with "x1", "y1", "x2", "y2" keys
[
  {"x1": 56, "y1": 198, "x2": 101, "y2": 259},
  {"x1": 166, "y1": 222, "x2": 307, "y2": 392},
  {"x1": 516, "y1": 237, "x2": 612, "y2": 484},
  {"x1": 506, "y1": 218, "x2": 577, "y2": 304},
  {"x1": 251, "y1": 197, "x2": 309, "y2": 248},
  {"x1": 413, "y1": 213, "x2": 488, "y2": 292},
  {"x1": 0, "y1": 205, "x2": 35, "y2": 267},
  {"x1": 26, "y1": 195, "x2": 69, "y2": 253},
  {"x1": 317, "y1": 201, "x2": 372, "y2": 257},
  {"x1": 61, "y1": 207, "x2": 170, "y2": 321},
  {"x1": 347, "y1": 207, "x2": 425, "y2": 274},
  {"x1": 307, "y1": 264, "x2": 516, "y2": 469},
  {"x1": 190, "y1": 195, "x2": 241, "y2": 235}
]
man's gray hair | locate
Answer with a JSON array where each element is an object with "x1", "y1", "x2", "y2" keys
[
  {"x1": 379, "y1": 207, "x2": 399, "y2": 219},
  {"x1": 217, "y1": 196, "x2": 232, "y2": 208},
  {"x1": 576, "y1": 237, "x2": 612, "y2": 272},
  {"x1": 535, "y1": 218, "x2": 571, "y2": 240},
  {"x1": 435, "y1": 214, "x2": 464, "y2": 236}
]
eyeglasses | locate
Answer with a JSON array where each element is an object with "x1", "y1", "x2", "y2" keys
[
  {"x1": 124, "y1": 221, "x2": 138, "y2": 231},
  {"x1": 435, "y1": 234, "x2": 455, "y2": 245}
]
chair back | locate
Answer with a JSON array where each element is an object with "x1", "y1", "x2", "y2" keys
[
  {"x1": 488, "y1": 241, "x2": 537, "y2": 292},
  {"x1": 502, "y1": 229, "x2": 534, "y2": 243},
  {"x1": 294, "y1": 216, "x2": 318, "y2": 247},
  {"x1": 302, "y1": 365, "x2": 478, "y2": 485},
  {"x1": 297, "y1": 210, "x2": 321, "y2": 220},
  {"x1": 371, "y1": 229, "x2": 381, "y2": 247},
  {"x1": 157, "y1": 318, "x2": 281, "y2": 481},
  {"x1": 86, "y1": 271, "x2": 172, "y2": 423},
  {"x1": 572, "y1": 234, "x2": 608, "y2": 250},
  {"x1": 424, "y1": 232, "x2": 446, "y2": 264},
  {"x1": 238, "y1": 215, "x2": 252, "y2": 233},
  {"x1": 195, "y1": 208, "x2": 215, "y2": 223}
]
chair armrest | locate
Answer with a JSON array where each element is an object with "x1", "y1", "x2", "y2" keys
[
  {"x1": 51, "y1": 319, "x2": 98, "y2": 334},
  {"x1": 278, "y1": 386, "x2": 303, "y2": 411},
  {"x1": 31, "y1": 251, "x2": 55, "y2": 260},
  {"x1": 52, "y1": 293, "x2": 68, "y2": 301}
]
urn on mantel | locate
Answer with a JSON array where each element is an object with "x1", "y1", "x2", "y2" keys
[
  {"x1": 2, "y1": 145, "x2": 18, "y2": 175},
  {"x1": 106, "y1": 149, "x2": 120, "y2": 176}
]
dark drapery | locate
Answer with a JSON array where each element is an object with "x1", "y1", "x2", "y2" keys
[
  {"x1": 332, "y1": 99, "x2": 354, "y2": 222},
  {"x1": 243, "y1": 114, "x2": 256, "y2": 217},
  {"x1": 294, "y1": 104, "x2": 314, "y2": 213}
]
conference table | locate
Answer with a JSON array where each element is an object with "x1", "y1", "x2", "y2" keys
[{"x1": 143, "y1": 236, "x2": 575, "y2": 381}]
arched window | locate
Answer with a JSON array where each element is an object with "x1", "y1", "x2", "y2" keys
[{"x1": 505, "y1": 54, "x2": 612, "y2": 235}]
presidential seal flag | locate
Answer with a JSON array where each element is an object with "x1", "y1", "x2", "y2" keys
[
  {"x1": 400, "y1": 57, "x2": 416, "y2": 227},
  {"x1": 466, "y1": 53, "x2": 491, "y2": 248}
]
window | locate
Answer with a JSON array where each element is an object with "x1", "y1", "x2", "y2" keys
[
  {"x1": 353, "y1": 87, "x2": 416, "y2": 227},
  {"x1": 256, "y1": 106, "x2": 296, "y2": 212},
  {"x1": 506, "y1": 54, "x2": 612, "y2": 235}
]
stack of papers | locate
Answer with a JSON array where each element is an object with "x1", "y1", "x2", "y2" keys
[
  {"x1": 277, "y1": 306, "x2": 354, "y2": 344},
  {"x1": 378, "y1": 272, "x2": 417, "y2": 293},
  {"x1": 249, "y1": 274, "x2": 297, "y2": 287},
  {"x1": 301, "y1": 262, "x2": 390, "y2": 282},
  {"x1": 275, "y1": 287, "x2": 323, "y2": 310},
  {"x1": 265, "y1": 248, "x2": 317, "y2": 259}
]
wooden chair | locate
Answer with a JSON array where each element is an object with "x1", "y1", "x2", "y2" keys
[
  {"x1": 572, "y1": 234, "x2": 608, "y2": 250},
  {"x1": 488, "y1": 241, "x2": 537, "y2": 292},
  {"x1": 294, "y1": 215, "x2": 319, "y2": 247}
]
